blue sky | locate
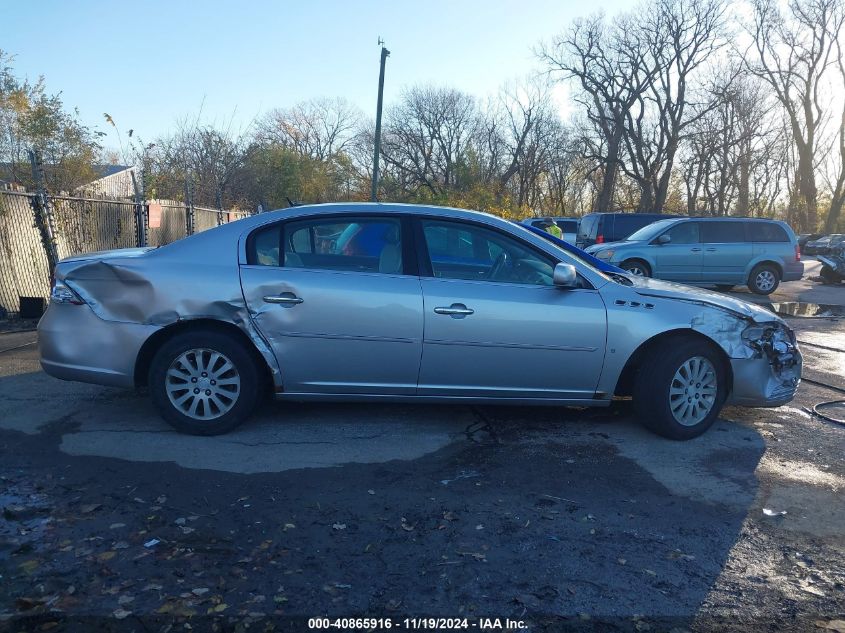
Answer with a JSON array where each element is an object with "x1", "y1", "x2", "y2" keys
[{"x1": 4, "y1": 0, "x2": 628, "y2": 148}]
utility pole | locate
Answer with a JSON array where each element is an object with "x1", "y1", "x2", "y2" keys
[{"x1": 370, "y1": 38, "x2": 390, "y2": 202}]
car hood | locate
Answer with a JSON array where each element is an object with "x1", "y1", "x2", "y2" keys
[
  {"x1": 586, "y1": 240, "x2": 641, "y2": 254},
  {"x1": 627, "y1": 276, "x2": 780, "y2": 323},
  {"x1": 59, "y1": 247, "x2": 156, "y2": 264}
]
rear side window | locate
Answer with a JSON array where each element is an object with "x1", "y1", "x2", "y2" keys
[
  {"x1": 557, "y1": 220, "x2": 578, "y2": 232},
  {"x1": 611, "y1": 215, "x2": 652, "y2": 240},
  {"x1": 700, "y1": 222, "x2": 746, "y2": 243},
  {"x1": 746, "y1": 222, "x2": 789, "y2": 242},
  {"x1": 247, "y1": 217, "x2": 404, "y2": 274}
]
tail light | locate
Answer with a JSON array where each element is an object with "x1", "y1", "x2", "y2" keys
[
  {"x1": 596, "y1": 234, "x2": 605, "y2": 244},
  {"x1": 795, "y1": 245, "x2": 801, "y2": 262},
  {"x1": 50, "y1": 279, "x2": 85, "y2": 305}
]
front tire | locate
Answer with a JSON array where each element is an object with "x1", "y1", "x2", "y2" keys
[
  {"x1": 633, "y1": 338, "x2": 727, "y2": 440},
  {"x1": 149, "y1": 330, "x2": 262, "y2": 435},
  {"x1": 748, "y1": 264, "x2": 780, "y2": 295},
  {"x1": 620, "y1": 259, "x2": 651, "y2": 277}
]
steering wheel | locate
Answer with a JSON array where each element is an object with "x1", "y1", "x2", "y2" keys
[{"x1": 487, "y1": 251, "x2": 510, "y2": 280}]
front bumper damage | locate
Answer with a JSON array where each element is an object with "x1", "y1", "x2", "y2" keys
[{"x1": 690, "y1": 309, "x2": 802, "y2": 407}]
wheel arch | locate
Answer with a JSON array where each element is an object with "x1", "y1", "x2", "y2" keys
[
  {"x1": 614, "y1": 328, "x2": 733, "y2": 398},
  {"x1": 619, "y1": 256, "x2": 653, "y2": 276},
  {"x1": 134, "y1": 318, "x2": 274, "y2": 391},
  {"x1": 747, "y1": 258, "x2": 784, "y2": 278}
]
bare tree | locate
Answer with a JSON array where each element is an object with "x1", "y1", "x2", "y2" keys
[
  {"x1": 746, "y1": 0, "x2": 844, "y2": 230},
  {"x1": 823, "y1": 19, "x2": 845, "y2": 230},
  {"x1": 257, "y1": 97, "x2": 364, "y2": 162},
  {"x1": 619, "y1": 0, "x2": 728, "y2": 212},
  {"x1": 540, "y1": 13, "x2": 659, "y2": 212},
  {"x1": 380, "y1": 86, "x2": 479, "y2": 197}
]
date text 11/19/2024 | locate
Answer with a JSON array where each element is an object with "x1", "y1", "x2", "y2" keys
[{"x1": 307, "y1": 617, "x2": 528, "y2": 630}]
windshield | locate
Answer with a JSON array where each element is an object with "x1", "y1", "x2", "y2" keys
[
  {"x1": 515, "y1": 223, "x2": 613, "y2": 282},
  {"x1": 624, "y1": 219, "x2": 679, "y2": 242}
]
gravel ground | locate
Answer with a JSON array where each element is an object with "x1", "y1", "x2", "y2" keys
[{"x1": 0, "y1": 284, "x2": 843, "y2": 632}]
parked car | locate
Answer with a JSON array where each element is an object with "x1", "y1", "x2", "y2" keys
[
  {"x1": 520, "y1": 223, "x2": 624, "y2": 274},
  {"x1": 576, "y1": 212, "x2": 679, "y2": 249},
  {"x1": 586, "y1": 217, "x2": 803, "y2": 294},
  {"x1": 39, "y1": 203, "x2": 801, "y2": 440},
  {"x1": 797, "y1": 233, "x2": 823, "y2": 251},
  {"x1": 522, "y1": 217, "x2": 579, "y2": 243},
  {"x1": 803, "y1": 234, "x2": 844, "y2": 256}
]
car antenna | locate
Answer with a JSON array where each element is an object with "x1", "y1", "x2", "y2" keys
[{"x1": 285, "y1": 197, "x2": 300, "y2": 208}]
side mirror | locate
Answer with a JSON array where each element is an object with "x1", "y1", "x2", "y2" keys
[
  {"x1": 553, "y1": 263, "x2": 578, "y2": 288},
  {"x1": 657, "y1": 234, "x2": 671, "y2": 245}
]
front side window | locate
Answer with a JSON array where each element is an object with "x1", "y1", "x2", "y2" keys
[
  {"x1": 422, "y1": 220, "x2": 555, "y2": 286},
  {"x1": 664, "y1": 222, "x2": 700, "y2": 244},
  {"x1": 248, "y1": 217, "x2": 403, "y2": 274}
]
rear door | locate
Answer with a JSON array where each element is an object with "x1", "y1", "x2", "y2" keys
[
  {"x1": 699, "y1": 222, "x2": 752, "y2": 283},
  {"x1": 653, "y1": 221, "x2": 702, "y2": 281},
  {"x1": 416, "y1": 218, "x2": 607, "y2": 399},
  {"x1": 240, "y1": 214, "x2": 424, "y2": 395}
]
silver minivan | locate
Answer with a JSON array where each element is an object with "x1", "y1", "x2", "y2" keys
[{"x1": 586, "y1": 218, "x2": 804, "y2": 294}]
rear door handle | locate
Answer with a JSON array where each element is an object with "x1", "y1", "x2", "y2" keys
[
  {"x1": 706, "y1": 248, "x2": 717, "y2": 252},
  {"x1": 263, "y1": 293, "x2": 304, "y2": 305},
  {"x1": 434, "y1": 303, "x2": 474, "y2": 317}
]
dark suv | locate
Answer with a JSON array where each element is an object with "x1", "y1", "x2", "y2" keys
[{"x1": 577, "y1": 212, "x2": 678, "y2": 248}]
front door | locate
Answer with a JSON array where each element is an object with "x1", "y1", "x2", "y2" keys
[
  {"x1": 240, "y1": 215, "x2": 423, "y2": 395},
  {"x1": 416, "y1": 219, "x2": 607, "y2": 399},
  {"x1": 654, "y1": 221, "x2": 702, "y2": 281}
]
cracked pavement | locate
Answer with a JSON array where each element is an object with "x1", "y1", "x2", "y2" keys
[{"x1": 0, "y1": 284, "x2": 844, "y2": 631}]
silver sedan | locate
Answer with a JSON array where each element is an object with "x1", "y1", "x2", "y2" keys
[{"x1": 38, "y1": 203, "x2": 802, "y2": 439}]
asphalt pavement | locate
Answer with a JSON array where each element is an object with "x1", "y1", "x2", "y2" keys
[{"x1": 0, "y1": 269, "x2": 844, "y2": 632}]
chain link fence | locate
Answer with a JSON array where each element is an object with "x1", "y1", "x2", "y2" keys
[{"x1": 0, "y1": 187, "x2": 250, "y2": 318}]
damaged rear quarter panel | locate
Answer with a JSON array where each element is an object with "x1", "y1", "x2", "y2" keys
[{"x1": 56, "y1": 224, "x2": 282, "y2": 388}]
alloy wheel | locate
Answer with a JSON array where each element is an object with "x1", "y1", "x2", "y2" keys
[
  {"x1": 669, "y1": 356, "x2": 717, "y2": 427},
  {"x1": 165, "y1": 348, "x2": 241, "y2": 420}
]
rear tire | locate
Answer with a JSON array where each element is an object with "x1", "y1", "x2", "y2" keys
[
  {"x1": 748, "y1": 264, "x2": 780, "y2": 295},
  {"x1": 149, "y1": 330, "x2": 262, "y2": 435},
  {"x1": 633, "y1": 338, "x2": 727, "y2": 440},
  {"x1": 621, "y1": 259, "x2": 651, "y2": 277}
]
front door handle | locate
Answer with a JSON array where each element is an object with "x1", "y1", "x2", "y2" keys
[
  {"x1": 705, "y1": 248, "x2": 717, "y2": 252},
  {"x1": 434, "y1": 303, "x2": 474, "y2": 317},
  {"x1": 691, "y1": 247, "x2": 702, "y2": 252},
  {"x1": 263, "y1": 292, "x2": 304, "y2": 305}
]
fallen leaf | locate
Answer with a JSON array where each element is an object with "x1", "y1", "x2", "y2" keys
[
  {"x1": 113, "y1": 608, "x2": 132, "y2": 620},
  {"x1": 332, "y1": 523, "x2": 346, "y2": 531},
  {"x1": 80, "y1": 503, "x2": 101, "y2": 514},
  {"x1": 815, "y1": 620, "x2": 845, "y2": 633},
  {"x1": 207, "y1": 603, "x2": 228, "y2": 614},
  {"x1": 283, "y1": 523, "x2": 296, "y2": 531},
  {"x1": 109, "y1": 523, "x2": 125, "y2": 530},
  {"x1": 443, "y1": 511, "x2": 457, "y2": 521},
  {"x1": 18, "y1": 560, "x2": 39, "y2": 574},
  {"x1": 117, "y1": 595, "x2": 134, "y2": 605},
  {"x1": 617, "y1": 558, "x2": 627, "y2": 565},
  {"x1": 192, "y1": 588, "x2": 209, "y2": 596},
  {"x1": 97, "y1": 551, "x2": 116, "y2": 562}
]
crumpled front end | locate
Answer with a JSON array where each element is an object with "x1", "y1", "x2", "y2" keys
[{"x1": 726, "y1": 322, "x2": 802, "y2": 407}]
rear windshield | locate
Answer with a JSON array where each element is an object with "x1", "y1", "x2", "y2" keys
[
  {"x1": 578, "y1": 215, "x2": 599, "y2": 239},
  {"x1": 745, "y1": 222, "x2": 789, "y2": 242}
]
